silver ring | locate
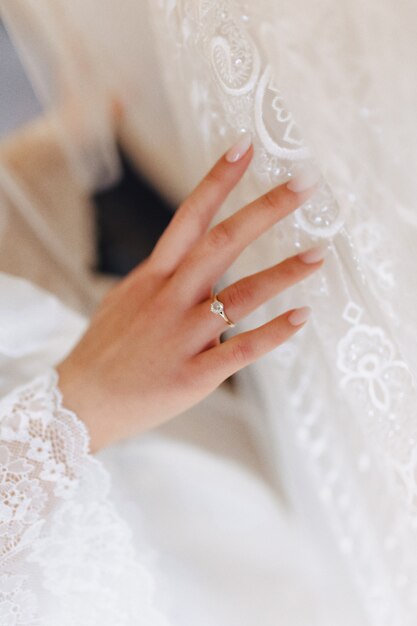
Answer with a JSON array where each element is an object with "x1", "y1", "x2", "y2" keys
[{"x1": 210, "y1": 293, "x2": 235, "y2": 327}]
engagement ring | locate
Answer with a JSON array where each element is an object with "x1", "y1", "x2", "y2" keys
[{"x1": 210, "y1": 294, "x2": 235, "y2": 327}]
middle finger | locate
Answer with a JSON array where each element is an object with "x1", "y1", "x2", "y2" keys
[{"x1": 170, "y1": 178, "x2": 320, "y2": 307}]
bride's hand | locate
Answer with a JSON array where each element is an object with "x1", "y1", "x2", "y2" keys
[{"x1": 56, "y1": 137, "x2": 325, "y2": 452}]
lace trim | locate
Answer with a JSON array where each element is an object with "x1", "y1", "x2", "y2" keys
[{"x1": 0, "y1": 370, "x2": 170, "y2": 625}]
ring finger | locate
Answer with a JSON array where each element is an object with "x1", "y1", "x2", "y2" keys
[{"x1": 182, "y1": 244, "x2": 327, "y2": 353}]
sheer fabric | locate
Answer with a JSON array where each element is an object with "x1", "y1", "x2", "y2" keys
[{"x1": 1, "y1": 1, "x2": 417, "y2": 625}]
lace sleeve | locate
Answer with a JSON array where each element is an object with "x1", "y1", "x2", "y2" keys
[{"x1": 0, "y1": 369, "x2": 169, "y2": 626}]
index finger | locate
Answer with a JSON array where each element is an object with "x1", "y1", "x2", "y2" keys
[{"x1": 150, "y1": 134, "x2": 253, "y2": 274}]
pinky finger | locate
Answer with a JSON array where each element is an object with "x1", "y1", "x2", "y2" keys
[{"x1": 192, "y1": 306, "x2": 311, "y2": 386}]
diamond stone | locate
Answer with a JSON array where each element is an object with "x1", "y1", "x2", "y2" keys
[{"x1": 211, "y1": 300, "x2": 224, "y2": 315}]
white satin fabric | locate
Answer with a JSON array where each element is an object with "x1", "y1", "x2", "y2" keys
[{"x1": 1, "y1": 1, "x2": 417, "y2": 624}]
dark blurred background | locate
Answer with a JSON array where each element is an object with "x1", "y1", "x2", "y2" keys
[{"x1": 93, "y1": 148, "x2": 173, "y2": 276}]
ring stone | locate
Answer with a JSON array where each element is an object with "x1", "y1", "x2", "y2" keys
[{"x1": 210, "y1": 294, "x2": 235, "y2": 327}]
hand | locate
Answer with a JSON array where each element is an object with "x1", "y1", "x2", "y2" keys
[{"x1": 56, "y1": 137, "x2": 325, "y2": 452}]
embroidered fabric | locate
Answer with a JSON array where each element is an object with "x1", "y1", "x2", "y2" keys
[
  {"x1": 0, "y1": 369, "x2": 169, "y2": 626},
  {"x1": 146, "y1": 2, "x2": 417, "y2": 625}
]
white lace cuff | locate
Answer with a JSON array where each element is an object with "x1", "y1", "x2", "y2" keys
[{"x1": 0, "y1": 369, "x2": 169, "y2": 625}]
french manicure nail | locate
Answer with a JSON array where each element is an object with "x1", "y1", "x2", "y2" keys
[
  {"x1": 286, "y1": 163, "x2": 322, "y2": 193},
  {"x1": 288, "y1": 306, "x2": 312, "y2": 326},
  {"x1": 225, "y1": 132, "x2": 252, "y2": 163},
  {"x1": 297, "y1": 244, "x2": 327, "y2": 264}
]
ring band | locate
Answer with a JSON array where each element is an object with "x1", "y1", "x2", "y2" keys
[{"x1": 210, "y1": 293, "x2": 235, "y2": 327}]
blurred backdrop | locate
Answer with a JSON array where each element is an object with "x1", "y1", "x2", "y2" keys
[{"x1": 0, "y1": 19, "x2": 173, "y2": 278}]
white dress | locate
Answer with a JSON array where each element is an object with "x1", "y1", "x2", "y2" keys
[
  {"x1": 0, "y1": 274, "x2": 362, "y2": 626},
  {"x1": 1, "y1": 1, "x2": 417, "y2": 625}
]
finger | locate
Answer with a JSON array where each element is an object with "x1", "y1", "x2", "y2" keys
[
  {"x1": 149, "y1": 134, "x2": 253, "y2": 274},
  {"x1": 207, "y1": 246, "x2": 324, "y2": 340},
  {"x1": 191, "y1": 306, "x2": 312, "y2": 387},
  {"x1": 180, "y1": 245, "x2": 326, "y2": 354},
  {"x1": 170, "y1": 175, "x2": 320, "y2": 307},
  {"x1": 216, "y1": 245, "x2": 325, "y2": 323}
]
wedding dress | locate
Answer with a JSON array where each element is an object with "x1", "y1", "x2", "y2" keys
[{"x1": 1, "y1": 1, "x2": 417, "y2": 625}]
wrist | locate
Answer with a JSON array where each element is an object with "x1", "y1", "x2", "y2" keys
[{"x1": 55, "y1": 360, "x2": 109, "y2": 453}]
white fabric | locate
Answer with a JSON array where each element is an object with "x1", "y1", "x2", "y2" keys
[
  {"x1": 0, "y1": 371, "x2": 169, "y2": 626},
  {"x1": 0, "y1": 274, "x2": 362, "y2": 626},
  {"x1": 1, "y1": 1, "x2": 417, "y2": 625}
]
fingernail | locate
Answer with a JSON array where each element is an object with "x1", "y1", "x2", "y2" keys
[
  {"x1": 288, "y1": 306, "x2": 312, "y2": 326},
  {"x1": 225, "y1": 132, "x2": 252, "y2": 163},
  {"x1": 297, "y1": 244, "x2": 327, "y2": 264},
  {"x1": 286, "y1": 163, "x2": 321, "y2": 193}
]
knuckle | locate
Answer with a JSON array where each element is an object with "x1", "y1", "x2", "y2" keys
[
  {"x1": 226, "y1": 280, "x2": 252, "y2": 311},
  {"x1": 260, "y1": 188, "x2": 279, "y2": 212},
  {"x1": 272, "y1": 321, "x2": 288, "y2": 342},
  {"x1": 280, "y1": 258, "x2": 301, "y2": 280},
  {"x1": 231, "y1": 340, "x2": 253, "y2": 365},
  {"x1": 173, "y1": 364, "x2": 193, "y2": 389},
  {"x1": 205, "y1": 166, "x2": 224, "y2": 186},
  {"x1": 207, "y1": 221, "x2": 233, "y2": 250}
]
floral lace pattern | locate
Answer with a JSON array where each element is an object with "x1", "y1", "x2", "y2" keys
[{"x1": 0, "y1": 370, "x2": 169, "y2": 626}]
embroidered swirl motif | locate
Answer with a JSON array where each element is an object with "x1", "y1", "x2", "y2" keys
[
  {"x1": 204, "y1": 3, "x2": 346, "y2": 237},
  {"x1": 207, "y1": 6, "x2": 261, "y2": 95},
  {"x1": 210, "y1": 33, "x2": 260, "y2": 95}
]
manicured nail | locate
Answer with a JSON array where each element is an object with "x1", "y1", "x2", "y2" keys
[
  {"x1": 286, "y1": 163, "x2": 321, "y2": 193},
  {"x1": 288, "y1": 306, "x2": 312, "y2": 326},
  {"x1": 225, "y1": 133, "x2": 252, "y2": 163},
  {"x1": 297, "y1": 244, "x2": 327, "y2": 264}
]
